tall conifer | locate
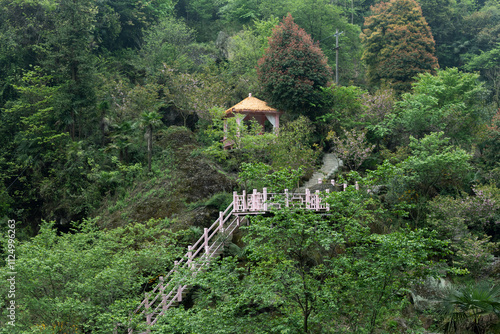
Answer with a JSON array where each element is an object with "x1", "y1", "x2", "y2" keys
[{"x1": 361, "y1": 0, "x2": 439, "y2": 93}]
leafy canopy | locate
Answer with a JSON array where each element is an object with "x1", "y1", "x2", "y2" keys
[
  {"x1": 360, "y1": 0, "x2": 439, "y2": 93},
  {"x1": 257, "y1": 13, "x2": 332, "y2": 116}
]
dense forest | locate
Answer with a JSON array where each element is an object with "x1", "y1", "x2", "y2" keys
[{"x1": 1, "y1": 0, "x2": 500, "y2": 332}]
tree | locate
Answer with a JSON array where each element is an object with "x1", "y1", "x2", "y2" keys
[
  {"x1": 318, "y1": 84, "x2": 368, "y2": 132},
  {"x1": 439, "y1": 282, "x2": 500, "y2": 333},
  {"x1": 290, "y1": 0, "x2": 363, "y2": 86},
  {"x1": 269, "y1": 115, "x2": 320, "y2": 174},
  {"x1": 393, "y1": 68, "x2": 487, "y2": 145},
  {"x1": 379, "y1": 132, "x2": 472, "y2": 224},
  {"x1": 152, "y1": 182, "x2": 446, "y2": 333},
  {"x1": 0, "y1": 219, "x2": 185, "y2": 333},
  {"x1": 360, "y1": 0, "x2": 439, "y2": 93},
  {"x1": 417, "y1": 0, "x2": 461, "y2": 68},
  {"x1": 465, "y1": 43, "x2": 500, "y2": 105},
  {"x1": 257, "y1": 13, "x2": 332, "y2": 116},
  {"x1": 138, "y1": 110, "x2": 163, "y2": 173},
  {"x1": 328, "y1": 128, "x2": 375, "y2": 171}
]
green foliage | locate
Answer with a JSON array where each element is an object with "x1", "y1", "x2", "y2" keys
[
  {"x1": 224, "y1": 18, "x2": 279, "y2": 96},
  {"x1": 148, "y1": 174, "x2": 448, "y2": 333},
  {"x1": 204, "y1": 189, "x2": 444, "y2": 332},
  {"x1": 405, "y1": 132, "x2": 472, "y2": 196},
  {"x1": 106, "y1": 0, "x2": 177, "y2": 49},
  {"x1": 269, "y1": 115, "x2": 320, "y2": 174},
  {"x1": 385, "y1": 68, "x2": 488, "y2": 146},
  {"x1": 1, "y1": 1, "x2": 500, "y2": 330},
  {"x1": 428, "y1": 184, "x2": 500, "y2": 237},
  {"x1": 139, "y1": 16, "x2": 197, "y2": 74},
  {"x1": 426, "y1": 184, "x2": 500, "y2": 278},
  {"x1": 239, "y1": 162, "x2": 304, "y2": 192},
  {"x1": 376, "y1": 132, "x2": 472, "y2": 225},
  {"x1": 477, "y1": 109, "x2": 500, "y2": 184},
  {"x1": 0, "y1": 218, "x2": 185, "y2": 333},
  {"x1": 317, "y1": 84, "x2": 368, "y2": 131},
  {"x1": 454, "y1": 235, "x2": 498, "y2": 279},
  {"x1": 361, "y1": 0, "x2": 439, "y2": 93},
  {"x1": 439, "y1": 282, "x2": 500, "y2": 333},
  {"x1": 465, "y1": 43, "x2": 500, "y2": 105},
  {"x1": 257, "y1": 13, "x2": 332, "y2": 115},
  {"x1": 290, "y1": 0, "x2": 363, "y2": 85},
  {"x1": 418, "y1": 0, "x2": 461, "y2": 68}
]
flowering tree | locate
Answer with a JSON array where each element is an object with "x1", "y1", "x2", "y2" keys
[
  {"x1": 257, "y1": 13, "x2": 332, "y2": 115},
  {"x1": 360, "y1": 88, "x2": 396, "y2": 125},
  {"x1": 328, "y1": 128, "x2": 375, "y2": 171}
]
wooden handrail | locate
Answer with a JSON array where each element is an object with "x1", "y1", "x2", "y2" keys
[
  {"x1": 129, "y1": 186, "x2": 349, "y2": 333},
  {"x1": 129, "y1": 202, "x2": 239, "y2": 333}
]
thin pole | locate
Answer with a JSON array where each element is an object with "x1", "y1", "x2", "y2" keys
[{"x1": 334, "y1": 29, "x2": 344, "y2": 85}]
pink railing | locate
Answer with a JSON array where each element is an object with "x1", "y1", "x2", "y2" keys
[
  {"x1": 128, "y1": 202, "x2": 240, "y2": 333},
  {"x1": 129, "y1": 182, "x2": 357, "y2": 333},
  {"x1": 233, "y1": 187, "x2": 331, "y2": 213}
]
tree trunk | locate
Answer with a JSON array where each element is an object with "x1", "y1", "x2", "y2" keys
[{"x1": 147, "y1": 125, "x2": 152, "y2": 172}]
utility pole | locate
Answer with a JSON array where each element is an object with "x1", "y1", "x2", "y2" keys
[{"x1": 334, "y1": 29, "x2": 343, "y2": 85}]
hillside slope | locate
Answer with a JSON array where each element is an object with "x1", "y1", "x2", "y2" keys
[{"x1": 95, "y1": 127, "x2": 237, "y2": 229}]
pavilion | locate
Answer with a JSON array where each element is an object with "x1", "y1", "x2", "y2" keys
[{"x1": 223, "y1": 93, "x2": 282, "y2": 149}]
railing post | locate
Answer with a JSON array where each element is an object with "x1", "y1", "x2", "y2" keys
[
  {"x1": 162, "y1": 293, "x2": 168, "y2": 311},
  {"x1": 325, "y1": 189, "x2": 330, "y2": 211},
  {"x1": 177, "y1": 285, "x2": 182, "y2": 302},
  {"x1": 315, "y1": 190, "x2": 320, "y2": 210},
  {"x1": 187, "y1": 246, "x2": 193, "y2": 268},
  {"x1": 219, "y1": 211, "x2": 224, "y2": 233},
  {"x1": 305, "y1": 189, "x2": 310, "y2": 209},
  {"x1": 263, "y1": 187, "x2": 268, "y2": 211},
  {"x1": 343, "y1": 183, "x2": 347, "y2": 191},
  {"x1": 233, "y1": 191, "x2": 238, "y2": 211},
  {"x1": 242, "y1": 190, "x2": 247, "y2": 212},
  {"x1": 285, "y1": 189, "x2": 289, "y2": 207},
  {"x1": 355, "y1": 181, "x2": 359, "y2": 190},
  {"x1": 204, "y1": 228, "x2": 209, "y2": 255},
  {"x1": 159, "y1": 276, "x2": 164, "y2": 291},
  {"x1": 252, "y1": 189, "x2": 257, "y2": 211},
  {"x1": 145, "y1": 293, "x2": 151, "y2": 326},
  {"x1": 159, "y1": 276, "x2": 168, "y2": 311}
]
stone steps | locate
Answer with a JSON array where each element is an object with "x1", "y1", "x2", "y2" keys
[{"x1": 300, "y1": 153, "x2": 342, "y2": 191}]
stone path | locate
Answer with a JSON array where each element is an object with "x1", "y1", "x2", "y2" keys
[{"x1": 300, "y1": 153, "x2": 342, "y2": 191}]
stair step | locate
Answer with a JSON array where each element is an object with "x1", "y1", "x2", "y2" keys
[{"x1": 129, "y1": 203, "x2": 243, "y2": 333}]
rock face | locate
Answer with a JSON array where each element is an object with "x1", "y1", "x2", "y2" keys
[{"x1": 96, "y1": 127, "x2": 237, "y2": 228}]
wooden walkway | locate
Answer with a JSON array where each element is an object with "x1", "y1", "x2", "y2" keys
[{"x1": 128, "y1": 184, "x2": 350, "y2": 333}]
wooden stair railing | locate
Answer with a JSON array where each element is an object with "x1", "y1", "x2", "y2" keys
[
  {"x1": 128, "y1": 202, "x2": 241, "y2": 333},
  {"x1": 128, "y1": 185, "x2": 351, "y2": 333}
]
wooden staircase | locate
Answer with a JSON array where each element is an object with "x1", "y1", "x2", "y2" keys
[
  {"x1": 128, "y1": 187, "x2": 333, "y2": 333},
  {"x1": 128, "y1": 202, "x2": 242, "y2": 333}
]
